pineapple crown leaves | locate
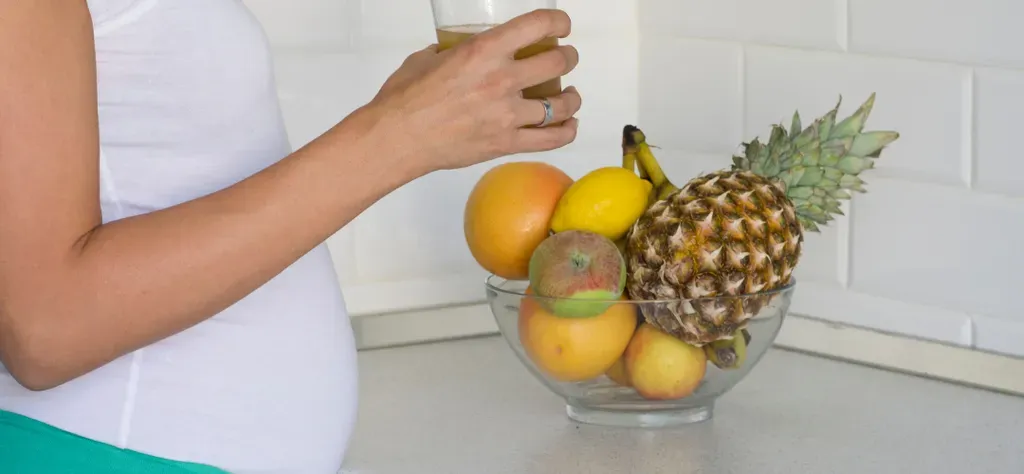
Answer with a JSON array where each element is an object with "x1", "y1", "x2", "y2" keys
[{"x1": 731, "y1": 93, "x2": 900, "y2": 232}]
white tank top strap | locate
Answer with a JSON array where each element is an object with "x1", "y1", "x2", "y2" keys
[{"x1": 88, "y1": 0, "x2": 159, "y2": 36}]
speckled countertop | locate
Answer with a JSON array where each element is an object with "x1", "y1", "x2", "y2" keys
[{"x1": 339, "y1": 335, "x2": 1024, "y2": 474}]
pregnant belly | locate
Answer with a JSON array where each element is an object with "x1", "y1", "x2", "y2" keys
[{"x1": 119, "y1": 245, "x2": 359, "y2": 473}]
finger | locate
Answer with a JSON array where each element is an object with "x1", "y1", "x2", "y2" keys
[
  {"x1": 476, "y1": 9, "x2": 571, "y2": 56},
  {"x1": 513, "y1": 117, "x2": 580, "y2": 153},
  {"x1": 513, "y1": 86, "x2": 582, "y2": 127},
  {"x1": 509, "y1": 45, "x2": 578, "y2": 91}
]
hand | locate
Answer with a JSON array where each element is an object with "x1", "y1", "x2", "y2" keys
[{"x1": 363, "y1": 9, "x2": 582, "y2": 174}]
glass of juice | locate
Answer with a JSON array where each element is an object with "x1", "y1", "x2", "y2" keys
[{"x1": 430, "y1": 0, "x2": 561, "y2": 100}]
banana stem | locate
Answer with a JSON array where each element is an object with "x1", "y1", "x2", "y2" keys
[
  {"x1": 623, "y1": 125, "x2": 676, "y2": 195},
  {"x1": 636, "y1": 158, "x2": 650, "y2": 180},
  {"x1": 622, "y1": 150, "x2": 637, "y2": 174}
]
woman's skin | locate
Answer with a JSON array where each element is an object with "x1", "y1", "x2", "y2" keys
[{"x1": 0, "y1": 1, "x2": 583, "y2": 391}]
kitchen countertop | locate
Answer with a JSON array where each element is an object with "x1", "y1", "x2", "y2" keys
[{"x1": 339, "y1": 335, "x2": 1024, "y2": 474}]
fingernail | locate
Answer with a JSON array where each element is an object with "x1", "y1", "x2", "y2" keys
[{"x1": 565, "y1": 86, "x2": 577, "y2": 93}]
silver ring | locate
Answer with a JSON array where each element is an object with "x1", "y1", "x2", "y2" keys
[{"x1": 536, "y1": 98, "x2": 554, "y2": 127}]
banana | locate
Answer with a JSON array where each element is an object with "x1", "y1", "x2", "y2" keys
[
  {"x1": 622, "y1": 146, "x2": 638, "y2": 174},
  {"x1": 622, "y1": 125, "x2": 677, "y2": 205},
  {"x1": 705, "y1": 328, "x2": 751, "y2": 370}
]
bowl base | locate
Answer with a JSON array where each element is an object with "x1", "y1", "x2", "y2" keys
[{"x1": 566, "y1": 402, "x2": 713, "y2": 428}]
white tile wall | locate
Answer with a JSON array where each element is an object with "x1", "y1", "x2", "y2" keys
[
  {"x1": 639, "y1": 0, "x2": 1024, "y2": 358},
  {"x1": 848, "y1": 0, "x2": 1024, "y2": 69},
  {"x1": 639, "y1": 0, "x2": 845, "y2": 51},
  {"x1": 974, "y1": 67, "x2": 1024, "y2": 196},
  {"x1": 744, "y1": 45, "x2": 969, "y2": 186},
  {"x1": 637, "y1": 38, "x2": 743, "y2": 154},
  {"x1": 243, "y1": 0, "x2": 1023, "y2": 359}
]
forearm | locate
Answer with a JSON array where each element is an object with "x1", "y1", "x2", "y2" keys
[{"x1": 8, "y1": 104, "x2": 421, "y2": 388}]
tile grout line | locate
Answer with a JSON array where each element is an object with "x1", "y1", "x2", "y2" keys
[
  {"x1": 646, "y1": 33, "x2": 1024, "y2": 73},
  {"x1": 964, "y1": 317, "x2": 977, "y2": 349},
  {"x1": 347, "y1": 0, "x2": 363, "y2": 51},
  {"x1": 838, "y1": 199, "x2": 852, "y2": 289},
  {"x1": 962, "y1": 68, "x2": 976, "y2": 189},
  {"x1": 837, "y1": 0, "x2": 850, "y2": 51}
]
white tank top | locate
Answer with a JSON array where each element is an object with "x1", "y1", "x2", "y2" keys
[{"x1": 0, "y1": 1, "x2": 359, "y2": 472}]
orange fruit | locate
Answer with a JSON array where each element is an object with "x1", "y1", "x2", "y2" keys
[
  {"x1": 517, "y1": 292, "x2": 638, "y2": 382},
  {"x1": 464, "y1": 162, "x2": 573, "y2": 280}
]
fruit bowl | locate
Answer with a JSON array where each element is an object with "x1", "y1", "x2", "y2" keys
[{"x1": 485, "y1": 274, "x2": 795, "y2": 428}]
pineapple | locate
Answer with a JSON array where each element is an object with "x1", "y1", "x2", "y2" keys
[{"x1": 622, "y1": 94, "x2": 899, "y2": 346}]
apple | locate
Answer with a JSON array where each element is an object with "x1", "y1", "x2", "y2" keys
[
  {"x1": 624, "y1": 323, "x2": 707, "y2": 400},
  {"x1": 527, "y1": 230, "x2": 625, "y2": 318}
]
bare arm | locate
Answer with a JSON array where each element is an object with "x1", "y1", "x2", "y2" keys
[
  {"x1": 0, "y1": 2, "x2": 581, "y2": 390},
  {"x1": 0, "y1": 1, "x2": 423, "y2": 390}
]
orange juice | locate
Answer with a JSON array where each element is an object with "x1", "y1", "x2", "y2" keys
[{"x1": 436, "y1": 24, "x2": 563, "y2": 100}]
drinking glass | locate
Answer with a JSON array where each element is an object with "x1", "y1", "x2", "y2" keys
[{"x1": 430, "y1": 0, "x2": 561, "y2": 100}]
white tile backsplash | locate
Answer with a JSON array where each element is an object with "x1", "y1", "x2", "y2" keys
[
  {"x1": 974, "y1": 67, "x2": 1024, "y2": 197},
  {"x1": 849, "y1": 177, "x2": 1023, "y2": 322},
  {"x1": 640, "y1": 0, "x2": 844, "y2": 51},
  {"x1": 973, "y1": 314, "x2": 1024, "y2": 357},
  {"x1": 243, "y1": 0, "x2": 1024, "y2": 358},
  {"x1": 744, "y1": 45, "x2": 969, "y2": 186},
  {"x1": 558, "y1": 0, "x2": 638, "y2": 36},
  {"x1": 355, "y1": 0, "x2": 437, "y2": 48},
  {"x1": 638, "y1": 37, "x2": 742, "y2": 153},
  {"x1": 352, "y1": 167, "x2": 483, "y2": 284},
  {"x1": 848, "y1": 0, "x2": 1024, "y2": 69},
  {"x1": 791, "y1": 206, "x2": 847, "y2": 286},
  {"x1": 790, "y1": 281, "x2": 974, "y2": 346},
  {"x1": 560, "y1": 38, "x2": 640, "y2": 151},
  {"x1": 273, "y1": 52, "x2": 371, "y2": 147}
]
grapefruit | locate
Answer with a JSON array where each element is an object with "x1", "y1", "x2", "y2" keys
[
  {"x1": 517, "y1": 292, "x2": 637, "y2": 382},
  {"x1": 464, "y1": 161, "x2": 573, "y2": 280}
]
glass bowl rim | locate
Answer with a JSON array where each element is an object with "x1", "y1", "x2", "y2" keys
[{"x1": 485, "y1": 274, "x2": 797, "y2": 305}]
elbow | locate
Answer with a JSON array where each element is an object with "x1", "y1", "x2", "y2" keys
[
  {"x1": 2, "y1": 345, "x2": 69, "y2": 392},
  {"x1": 6, "y1": 366, "x2": 63, "y2": 393},
  {"x1": 0, "y1": 312, "x2": 70, "y2": 392},
  {"x1": 6, "y1": 361, "x2": 66, "y2": 393}
]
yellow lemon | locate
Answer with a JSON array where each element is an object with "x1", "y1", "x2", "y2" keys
[{"x1": 550, "y1": 167, "x2": 653, "y2": 240}]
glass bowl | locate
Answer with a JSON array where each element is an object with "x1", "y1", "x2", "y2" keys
[{"x1": 485, "y1": 274, "x2": 795, "y2": 428}]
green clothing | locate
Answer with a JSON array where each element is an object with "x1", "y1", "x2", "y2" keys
[{"x1": 0, "y1": 409, "x2": 229, "y2": 473}]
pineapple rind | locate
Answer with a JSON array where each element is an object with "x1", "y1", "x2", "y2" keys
[
  {"x1": 622, "y1": 94, "x2": 899, "y2": 345},
  {"x1": 624, "y1": 170, "x2": 802, "y2": 346}
]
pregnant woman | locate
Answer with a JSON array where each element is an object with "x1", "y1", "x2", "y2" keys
[{"x1": 0, "y1": 1, "x2": 581, "y2": 472}]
